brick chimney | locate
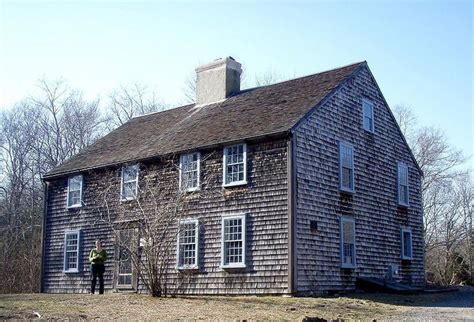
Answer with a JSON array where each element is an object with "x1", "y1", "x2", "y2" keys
[{"x1": 195, "y1": 57, "x2": 242, "y2": 105}]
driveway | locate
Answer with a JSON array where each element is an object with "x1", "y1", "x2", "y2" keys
[{"x1": 393, "y1": 286, "x2": 474, "y2": 320}]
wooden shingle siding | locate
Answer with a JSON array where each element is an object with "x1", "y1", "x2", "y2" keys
[
  {"x1": 293, "y1": 66, "x2": 424, "y2": 295},
  {"x1": 42, "y1": 139, "x2": 289, "y2": 295}
]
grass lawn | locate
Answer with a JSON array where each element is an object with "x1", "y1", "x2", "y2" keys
[{"x1": 0, "y1": 290, "x2": 472, "y2": 321}]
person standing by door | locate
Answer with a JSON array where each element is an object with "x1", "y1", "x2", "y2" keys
[{"x1": 89, "y1": 239, "x2": 107, "y2": 294}]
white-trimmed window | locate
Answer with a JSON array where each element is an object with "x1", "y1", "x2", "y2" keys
[
  {"x1": 121, "y1": 165, "x2": 139, "y2": 201},
  {"x1": 221, "y1": 214, "x2": 246, "y2": 268},
  {"x1": 67, "y1": 175, "x2": 83, "y2": 208},
  {"x1": 397, "y1": 162, "x2": 409, "y2": 206},
  {"x1": 401, "y1": 228, "x2": 413, "y2": 260},
  {"x1": 176, "y1": 219, "x2": 199, "y2": 269},
  {"x1": 362, "y1": 99, "x2": 374, "y2": 133},
  {"x1": 339, "y1": 141, "x2": 355, "y2": 193},
  {"x1": 223, "y1": 144, "x2": 247, "y2": 187},
  {"x1": 340, "y1": 217, "x2": 356, "y2": 269},
  {"x1": 63, "y1": 229, "x2": 81, "y2": 273},
  {"x1": 179, "y1": 153, "x2": 200, "y2": 192}
]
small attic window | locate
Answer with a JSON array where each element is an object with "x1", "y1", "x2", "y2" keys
[{"x1": 397, "y1": 162, "x2": 409, "y2": 207}]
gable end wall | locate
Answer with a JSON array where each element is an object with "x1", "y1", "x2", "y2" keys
[{"x1": 293, "y1": 66, "x2": 424, "y2": 294}]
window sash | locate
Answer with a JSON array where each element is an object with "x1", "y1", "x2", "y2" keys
[
  {"x1": 63, "y1": 230, "x2": 80, "y2": 272},
  {"x1": 177, "y1": 219, "x2": 199, "y2": 269},
  {"x1": 339, "y1": 142, "x2": 355, "y2": 192},
  {"x1": 362, "y1": 100, "x2": 374, "y2": 132},
  {"x1": 221, "y1": 215, "x2": 246, "y2": 268},
  {"x1": 397, "y1": 162, "x2": 409, "y2": 206},
  {"x1": 223, "y1": 144, "x2": 247, "y2": 186},
  {"x1": 401, "y1": 229, "x2": 413, "y2": 260},
  {"x1": 67, "y1": 175, "x2": 83, "y2": 208},
  {"x1": 179, "y1": 153, "x2": 200, "y2": 191},
  {"x1": 340, "y1": 217, "x2": 356, "y2": 268},
  {"x1": 121, "y1": 165, "x2": 139, "y2": 200}
]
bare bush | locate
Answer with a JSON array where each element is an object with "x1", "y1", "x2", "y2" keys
[{"x1": 94, "y1": 154, "x2": 215, "y2": 296}]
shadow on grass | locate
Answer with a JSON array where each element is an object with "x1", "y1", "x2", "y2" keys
[{"x1": 345, "y1": 285, "x2": 473, "y2": 309}]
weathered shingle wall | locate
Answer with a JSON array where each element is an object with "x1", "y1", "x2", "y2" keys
[
  {"x1": 293, "y1": 66, "x2": 424, "y2": 294},
  {"x1": 42, "y1": 138, "x2": 289, "y2": 294}
]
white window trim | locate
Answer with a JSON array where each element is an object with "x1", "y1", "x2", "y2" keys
[
  {"x1": 340, "y1": 216, "x2": 356, "y2": 269},
  {"x1": 401, "y1": 227, "x2": 413, "y2": 260},
  {"x1": 339, "y1": 141, "x2": 355, "y2": 193},
  {"x1": 362, "y1": 98, "x2": 374, "y2": 133},
  {"x1": 176, "y1": 218, "x2": 199, "y2": 270},
  {"x1": 220, "y1": 213, "x2": 246, "y2": 269},
  {"x1": 120, "y1": 164, "x2": 139, "y2": 201},
  {"x1": 397, "y1": 162, "x2": 410, "y2": 207},
  {"x1": 179, "y1": 152, "x2": 201, "y2": 192},
  {"x1": 222, "y1": 143, "x2": 248, "y2": 188},
  {"x1": 63, "y1": 229, "x2": 81, "y2": 273},
  {"x1": 67, "y1": 175, "x2": 83, "y2": 209}
]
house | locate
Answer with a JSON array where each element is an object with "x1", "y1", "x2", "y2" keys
[{"x1": 41, "y1": 57, "x2": 425, "y2": 295}]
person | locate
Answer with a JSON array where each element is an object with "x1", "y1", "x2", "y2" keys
[{"x1": 89, "y1": 239, "x2": 107, "y2": 294}]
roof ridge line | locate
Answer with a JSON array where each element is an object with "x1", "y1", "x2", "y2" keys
[
  {"x1": 243, "y1": 61, "x2": 366, "y2": 92},
  {"x1": 130, "y1": 103, "x2": 195, "y2": 120}
]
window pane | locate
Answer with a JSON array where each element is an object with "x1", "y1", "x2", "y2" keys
[
  {"x1": 123, "y1": 166, "x2": 138, "y2": 182},
  {"x1": 123, "y1": 182, "x2": 136, "y2": 199},
  {"x1": 363, "y1": 116, "x2": 372, "y2": 131},
  {"x1": 398, "y1": 164, "x2": 409, "y2": 204},
  {"x1": 181, "y1": 153, "x2": 199, "y2": 190},
  {"x1": 341, "y1": 146, "x2": 353, "y2": 168},
  {"x1": 341, "y1": 219, "x2": 355, "y2": 267},
  {"x1": 342, "y1": 168, "x2": 353, "y2": 189},
  {"x1": 69, "y1": 176, "x2": 82, "y2": 191},
  {"x1": 223, "y1": 217, "x2": 244, "y2": 265},
  {"x1": 65, "y1": 232, "x2": 79, "y2": 270},
  {"x1": 68, "y1": 190, "x2": 81, "y2": 206},
  {"x1": 178, "y1": 221, "x2": 197, "y2": 267},
  {"x1": 403, "y1": 231, "x2": 412, "y2": 258},
  {"x1": 224, "y1": 145, "x2": 245, "y2": 184},
  {"x1": 343, "y1": 243, "x2": 354, "y2": 265}
]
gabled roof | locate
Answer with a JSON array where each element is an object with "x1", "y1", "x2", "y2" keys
[{"x1": 44, "y1": 62, "x2": 365, "y2": 179}]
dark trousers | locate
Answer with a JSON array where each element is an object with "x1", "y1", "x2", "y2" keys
[{"x1": 90, "y1": 264, "x2": 105, "y2": 294}]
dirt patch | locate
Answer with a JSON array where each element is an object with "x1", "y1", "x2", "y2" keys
[{"x1": 0, "y1": 289, "x2": 472, "y2": 321}]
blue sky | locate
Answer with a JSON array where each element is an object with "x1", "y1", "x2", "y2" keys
[{"x1": 0, "y1": 0, "x2": 472, "y2": 160}]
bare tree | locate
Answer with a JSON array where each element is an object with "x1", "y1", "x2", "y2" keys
[
  {"x1": 182, "y1": 72, "x2": 197, "y2": 104},
  {"x1": 105, "y1": 84, "x2": 166, "y2": 130},
  {"x1": 31, "y1": 78, "x2": 104, "y2": 171},
  {"x1": 0, "y1": 79, "x2": 104, "y2": 293},
  {"x1": 393, "y1": 104, "x2": 417, "y2": 143},
  {"x1": 394, "y1": 104, "x2": 472, "y2": 285},
  {"x1": 254, "y1": 69, "x2": 285, "y2": 87},
  {"x1": 94, "y1": 154, "x2": 215, "y2": 296}
]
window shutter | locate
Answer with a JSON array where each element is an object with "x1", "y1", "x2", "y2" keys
[{"x1": 77, "y1": 230, "x2": 83, "y2": 272}]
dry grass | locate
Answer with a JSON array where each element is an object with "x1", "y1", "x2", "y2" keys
[{"x1": 0, "y1": 291, "x2": 471, "y2": 321}]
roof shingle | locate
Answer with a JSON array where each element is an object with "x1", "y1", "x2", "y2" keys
[{"x1": 44, "y1": 61, "x2": 364, "y2": 178}]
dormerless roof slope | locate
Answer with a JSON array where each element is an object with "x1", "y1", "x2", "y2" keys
[{"x1": 44, "y1": 62, "x2": 365, "y2": 179}]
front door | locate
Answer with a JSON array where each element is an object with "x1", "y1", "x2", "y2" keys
[{"x1": 115, "y1": 229, "x2": 136, "y2": 290}]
